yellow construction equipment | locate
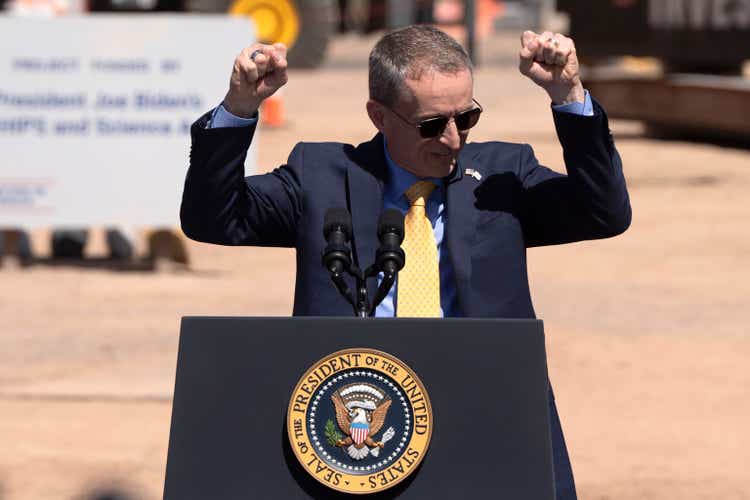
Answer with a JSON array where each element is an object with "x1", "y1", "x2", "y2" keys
[{"x1": 229, "y1": 0, "x2": 300, "y2": 51}]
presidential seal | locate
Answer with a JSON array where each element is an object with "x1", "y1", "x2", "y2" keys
[{"x1": 287, "y1": 348, "x2": 432, "y2": 494}]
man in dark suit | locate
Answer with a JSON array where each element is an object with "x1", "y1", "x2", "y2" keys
[{"x1": 181, "y1": 25, "x2": 631, "y2": 499}]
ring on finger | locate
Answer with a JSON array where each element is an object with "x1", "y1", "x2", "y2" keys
[{"x1": 249, "y1": 49, "x2": 263, "y2": 62}]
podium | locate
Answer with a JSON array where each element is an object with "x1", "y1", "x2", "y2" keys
[{"x1": 163, "y1": 317, "x2": 555, "y2": 499}]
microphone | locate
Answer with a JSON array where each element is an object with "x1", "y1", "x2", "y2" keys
[
  {"x1": 322, "y1": 208, "x2": 355, "y2": 310},
  {"x1": 320, "y1": 208, "x2": 405, "y2": 317},
  {"x1": 370, "y1": 209, "x2": 405, "y2": 312},
  {"x1": 375, "y1": 209, "x2": 405, "y2": 275},
  {"x1": 322, "y1": 207, "x2": 352, "y2": 274}
]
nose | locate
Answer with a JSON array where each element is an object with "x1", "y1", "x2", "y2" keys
[{"x1": 439, "y1": 118, "x2": 461, "y2": 151}]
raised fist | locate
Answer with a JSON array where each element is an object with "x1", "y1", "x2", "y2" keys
[
  {"x1": 223, "y1": 43, "x2": 289, "y2": 118},
  {"x1": 518, "y1": 31, "x2": 584, "y2": 105}
]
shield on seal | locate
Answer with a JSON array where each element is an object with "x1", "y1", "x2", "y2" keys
[{"x1": 350, "y1": 421, "x2": 369, "y2": 445}]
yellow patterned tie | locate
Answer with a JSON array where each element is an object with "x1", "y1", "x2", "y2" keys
[{"x1": 397, "y1": 180, "x2": 441, "y2": 317}]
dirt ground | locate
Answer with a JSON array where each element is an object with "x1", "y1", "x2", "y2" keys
[{"x1": 1, "y1": 32, "x2": 749, "y2": 500}]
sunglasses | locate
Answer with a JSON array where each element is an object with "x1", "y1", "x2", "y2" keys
[{"x1": 386, "y1": 98, "x2": 483, "y2": 138}]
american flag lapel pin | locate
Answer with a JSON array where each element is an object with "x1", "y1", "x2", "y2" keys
[{"x1": 465, "y1": 168, "x2": 482, "y2": 181}]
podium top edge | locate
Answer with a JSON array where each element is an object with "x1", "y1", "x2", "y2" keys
[{"x1": 180, "y1": 316, "x2": 543, "y2": 325}]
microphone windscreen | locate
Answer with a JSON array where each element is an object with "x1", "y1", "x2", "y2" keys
[
  {"x1": 377, "y1": 208, "x2": 404, "y2": 241},
  {"x1": 323, "y1": 207, "x2": 352, "y2": 240}
]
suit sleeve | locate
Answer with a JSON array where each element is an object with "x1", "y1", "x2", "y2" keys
[
  {"x1": 517, "y1": 99, "x2": 632, "y2": 247},
  {"x1": 179, "y1": 110, "x2": 303, "y2": 248}
]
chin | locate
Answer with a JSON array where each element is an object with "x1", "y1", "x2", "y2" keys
[
  {"x1": 429, "y1": 158, "x2": 456, "y2": 178},
  {"x1": 413, "y1": 155, "x2": 456, "y2": 178}
]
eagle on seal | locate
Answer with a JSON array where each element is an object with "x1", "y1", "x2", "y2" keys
[{"x1": 331, "y1": 383, "x2": 392, "y2": 459}]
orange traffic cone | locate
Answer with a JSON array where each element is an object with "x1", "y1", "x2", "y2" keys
[{"x1": 261, "y1": 89, "x2": 285, "y2": 128}]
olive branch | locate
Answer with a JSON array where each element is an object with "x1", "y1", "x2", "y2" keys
[{"x1": 325, "y1": 419, "x2": 342, "y2": 447}]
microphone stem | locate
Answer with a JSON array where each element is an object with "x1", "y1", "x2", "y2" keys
[
  {"x1": 369, "y1": 271, "x2": 396, "y2": 315},
  {"x1": 329, "y1": 270, "x2": 356, "y2": 310},
  {"x1": 355, "y1": 275, "x2": 369, "y2": 318}
]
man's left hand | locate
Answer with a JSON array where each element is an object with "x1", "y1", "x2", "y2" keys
[{"x1": 519, "y1": 30, "x2": 584, "y2": 105}]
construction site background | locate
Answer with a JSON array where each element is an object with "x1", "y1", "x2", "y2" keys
[{"x1": 1, "y1": 2, "x2": 750, "y2": 499}]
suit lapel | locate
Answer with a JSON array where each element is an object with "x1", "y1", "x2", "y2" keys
[
  {"x1": 446, "y1": 148, "x2": 479, "y2": 315},
  {"x1": 346, "y1": 134, "x2": 387, "y2": 303}
]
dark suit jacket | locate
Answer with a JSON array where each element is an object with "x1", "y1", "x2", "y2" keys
[
  {"x1": 181, "y1": 100, "x2": 631, "y2": 318},
  {"x1": 180, "y1": 101, "x2": 631, "y2": 499}
]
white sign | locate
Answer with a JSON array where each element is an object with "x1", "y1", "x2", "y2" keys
[{"x1": 0, "y1": 14, "x2": 256, "y2": 227}]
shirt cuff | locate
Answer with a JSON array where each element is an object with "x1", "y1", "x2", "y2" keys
[
  {"x1": 208, "y1": 103, "x2": 258, "y2": 128},
  {"x1": 551, "y1": 89, "x2": 593, "y2": 116}
]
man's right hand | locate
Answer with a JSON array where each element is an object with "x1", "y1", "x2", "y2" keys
[{"x1": 223, "y1": 43, "x2": 289, "y2": 118}]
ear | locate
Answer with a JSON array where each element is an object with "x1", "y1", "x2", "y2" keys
[{"x1": 366, "y1": 100, "x2": 386, "y2": 132}]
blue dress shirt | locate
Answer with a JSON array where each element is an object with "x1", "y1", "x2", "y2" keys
[
  {"x1": 208, "y1": 91, "x2": 594, "y2": 317},
  {"x1": 377, "y1": 143, "x2": 460, "y2": 317}
]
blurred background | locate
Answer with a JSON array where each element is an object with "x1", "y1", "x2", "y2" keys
[{"x1": 1, "y1": 1, "x2": 749, "y2": 499}]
